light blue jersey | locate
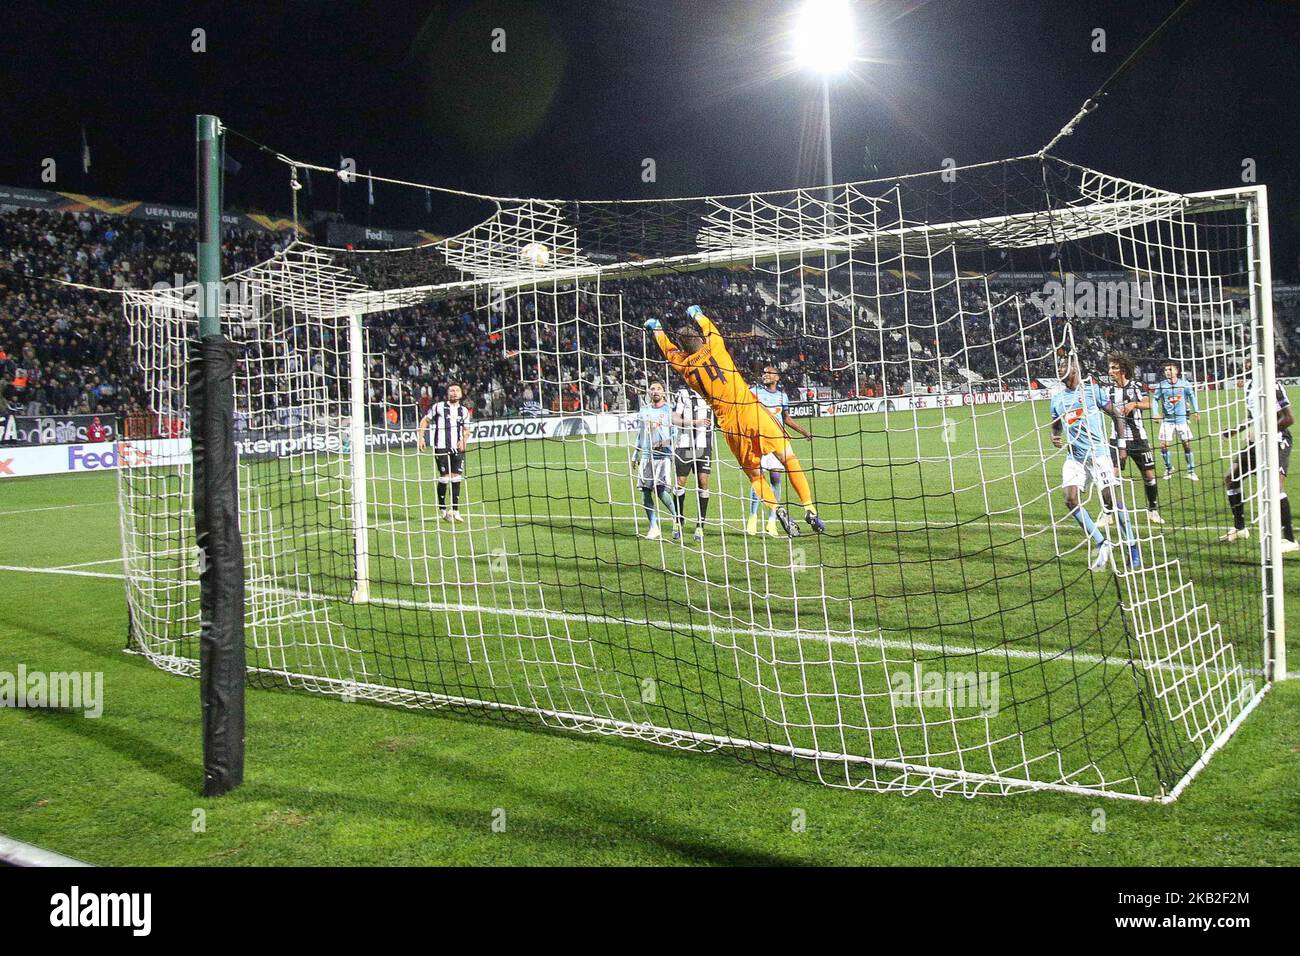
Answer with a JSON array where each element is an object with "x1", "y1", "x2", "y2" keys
[
  {"x1": 1153, "y1": 377, "x2": 1198, "y2": 423},
  {"x1": 1050, "y1": 383, "x2": 1112, "y2": 462},
  {"x1": 752, "y1": 385, "x2": 789, "y2": 417},
  {"x1": 637, "y1": 401, "x2": 674, "y2": 459}
]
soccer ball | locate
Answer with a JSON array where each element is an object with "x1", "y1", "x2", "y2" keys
[{"x1": 519, "y1": 241, "x2": 550, "y2": 269}]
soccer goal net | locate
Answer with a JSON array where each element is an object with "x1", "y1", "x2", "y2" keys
[{"x1": 118, "y1": 154, "x2": 1285, "y2": 801}]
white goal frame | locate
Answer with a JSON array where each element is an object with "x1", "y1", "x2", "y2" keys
[{"x1": 120, "y1": 164, "x2": 1287, "y2": 803}]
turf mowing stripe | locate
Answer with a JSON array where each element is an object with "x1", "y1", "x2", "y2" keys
[{"x1": 5, "y1": 561, "x2": 1243, "y2": 678}]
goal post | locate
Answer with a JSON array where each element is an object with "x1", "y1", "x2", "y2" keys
[
  {"x1": 1243, "y1": 184, "x2": 1286, "y2": 680},
  {"x1": 348, "y1": 310, "x2": 371, "y2": 604},
  {"x1": 118, "y1": 152, "x2": 1286, "y2": 801},
  {"x1": 193, "y1": 113, "x2": 245, "y2": 796}
]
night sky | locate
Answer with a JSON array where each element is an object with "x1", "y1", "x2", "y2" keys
[{"x1": 2, "y1": 0, "x2": 1298, "y2": 275}]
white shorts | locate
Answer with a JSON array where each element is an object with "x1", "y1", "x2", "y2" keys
[
  {"x1": 1158, "y1": 422, "x2": 1193, "y2": 443},
  {"x1": 637, "y1": 455, "x2": 672, "y2": 489},
  {"x1": 1062, "y1": 453, "x2": 1119, "y2": 493}
]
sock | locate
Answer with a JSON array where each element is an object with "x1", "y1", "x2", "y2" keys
[
  {"x1": 770, "y1": 472, "x2": 783, "y2": 505},
  {"x1": 783, "y1": 453, "x2": 815, "y2": 510},
  {"x1": 437, "y1": 480, "x2": 447, "y2": 509},
  {"x1": 697, "y1": 488, "x2": 710, "y2": 523},
  {"x1": 674, "y1": 486, "x2": 688, "y2": 523},
  {"x1": 1161, "y1": 448, "x2": 1172, "y2": 471},
  {"x1": 657, "y1": 486, "x2": 677, "y2": 520},
  {"x1": 1071, "y1": 505, "x2": 1105, "y2": 545},
  {"x1": 1282, "y1": 494, "x2": 1294, "y2": 542},
  {"x1": 1185, "y1": 448, "x2": 1195, "y2": 472},
  {"x1": 1115, "y1": 505, "x2": 1134, "y2": 546},
  {"x1": 1144, "y1": 478, "x2": 1158, "y2": 510},
  {"x1": 1227, "y1": 480, "x2": 1245, "y2": 530},
  {"x1": 749, "y1": 472, "x2": 778, "y2": 510},
  {"x1": 642, "y1": 487, "x2": 657, "y2": 524},
  {"x1": 451, "y1": 479, "x2": 462, "y2": 509},
  {"x1": 749, "y1": 489, "x2": 761, "y2": 517}
]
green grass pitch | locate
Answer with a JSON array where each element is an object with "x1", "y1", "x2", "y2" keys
[{"x1": 1, "y1": 401, "x2": 1298, "y2": 865}]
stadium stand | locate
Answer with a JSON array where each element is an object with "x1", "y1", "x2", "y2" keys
[{"x1": 3, "y1": 204, "x2": 1298, "y2": 428}]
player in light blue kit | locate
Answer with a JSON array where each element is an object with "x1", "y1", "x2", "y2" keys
[
  {"x1": 1049, "y1": 354, "x2": 1140, "y2": 571},
  {"x1": 1152, "y1": 361, "x2": 1200, "y2": 481},
  {"x1": 747, "y1": 366, "x2": 814, "y2": 536},
  {"x1": 633, "y1": 381, "x2": 685, "y2": 540}
]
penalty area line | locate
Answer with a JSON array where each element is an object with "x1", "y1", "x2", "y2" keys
[
  {"x1": 0, "y1": 564, "x2": 125, "y2": 581},
  {"x1": 0, "y1": 500, "x2": 116, "y2": 517}
]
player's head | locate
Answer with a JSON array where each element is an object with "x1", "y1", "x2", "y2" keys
[
  {"x1": 676, "y1": 324, "x2": 704, "y2": 354},
  {"x1": 1163, "y1": 361, "x2": 1180, "y2": 382},
  {"x1": 447, "y1": 383, "x2": 462, "y2": 403},
  {"x1": 1056, "y1": 352, "x2": 1080, "y2": 389},
  {"x1": 1107, "y1": 352, "x2": 1134, "y2": 384},
  {"x1": 762, "y1": 365, "x2": 779, "y2": 387},
  {"x1": 648, "y1": 381, "x2": 665, "y2": 403}
]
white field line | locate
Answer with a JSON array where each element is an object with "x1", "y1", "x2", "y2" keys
[
  {"x1": 0, "y1": 565, "x2": 124, "y2": 581},
  {"x1": 374, "y1": 509, "x2": 1240, "y2": 535},
  {"x1": 0, "y1": 834, "x2": 93, "y2": 868},
  {"x1": 54, "y1": 557, "x2": 127, "y2": 569},
  {"x1": 0, "y1": 562, "x2": 1268, "y2": 678},
  {"x1": 0, "y1": 501, "x2": 115, "y2": 517}
]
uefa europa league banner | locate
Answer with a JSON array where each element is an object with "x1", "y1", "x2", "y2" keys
[{"x1": 0, "y1": 184, "x2": 300, "y2": 234}]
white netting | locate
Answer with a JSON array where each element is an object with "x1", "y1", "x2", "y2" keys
[{"x1": 116, "y1": 155, "x2": 1280, "y2": 800}]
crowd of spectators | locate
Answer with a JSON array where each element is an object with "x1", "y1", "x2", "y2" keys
[
  {"x1": 3, "y1": 202, "x2": 1299, "y2": 435},
  {"x1": 0, "y1": 206, "x2": 292, "y2": 421}
]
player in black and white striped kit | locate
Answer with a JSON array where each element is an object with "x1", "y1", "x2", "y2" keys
[
  {"x1": 1105, "y1": 352, "x2": 1163, "y2": 525},
  {"x1": 672, "y1": 386, "x2": 714, "y2": 542},
  {"x1": 417, "y1": 383, "x2": 472, "y2": 522},
  {"x1": 1220, "y1": 365, "x2": 1296, "y2": 552}
]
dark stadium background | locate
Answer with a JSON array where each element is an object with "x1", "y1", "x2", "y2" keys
[{"x1": 0, "y1": 0, "x2": 1296, "y2": 277}]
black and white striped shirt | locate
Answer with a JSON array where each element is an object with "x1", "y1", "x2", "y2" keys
[
  {"x1": 426, "y1": 401, "x2": 471, "y2": 452},
  {"x1": 673, "y1": 387, "x2": 713, "y2": 451},
  {"x1": 1109, "y1": 381, "x2": 1148, "y2": 445},
  {"x1": 1245, "y1": 381, "x2": 1291, "y2": 427}
]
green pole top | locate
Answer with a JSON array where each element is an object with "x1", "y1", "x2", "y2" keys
[{"x1": 196, "y1": 114, "x2": 223, "y2": 337}]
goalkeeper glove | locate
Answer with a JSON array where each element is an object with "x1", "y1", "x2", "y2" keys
[
  {"x1": 686, "y1": 305, "x2": 703, "y2": 318},
  {"x1": 644, "y1": 318, "x2": 662, "y2": 332}
]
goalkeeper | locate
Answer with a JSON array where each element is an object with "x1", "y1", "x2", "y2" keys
[{"x1": 646, "y1": 305, "x2": 824, "y2": 537}]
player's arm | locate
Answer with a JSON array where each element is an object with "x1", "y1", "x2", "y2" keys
[
  {"x1": 1220, "y1": 420, "x2": 1250, "y2": 439},
  {"x1": 457, "y1": 414, "x2": 469, "y2": 454},
  {"x1": 1279, "y1": 399, "x2": 1295, "y2": 433},
  {"x1": 782, "y1": 408, "x2": 813, "y2": 440},
  {"x1": 1100, "y1": 393, "x2": 1127, "y2": 443},
  {"x1": 644, "y1": 318, "x2": 677, "y2": 360},
  {"x1": 1151, "y1": 383, "x2": 1164, "y2": 420},
  {"x1": 1187, "y1": 383, "x2": 1200, "y2": 421},
  {"x1": 1049, "y1": 404, "x2": 1064, "y2": 448},
  {"x1": 416, "y1": 413, "x2": 431, "y2": 450},
  {"x1": 686, "y1": 304, "x2": 719, "y2": 339},
  {"x1": 632, "y1": 412, "x2": 648, "y2": 464}
]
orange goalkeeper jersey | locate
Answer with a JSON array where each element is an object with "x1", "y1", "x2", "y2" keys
[
  {"x1": 653, "y1": 313, "x2": 791, "y2": 474},
  {"x1": 653, "y1": 313, "x2": 757, "y2": 426}
]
